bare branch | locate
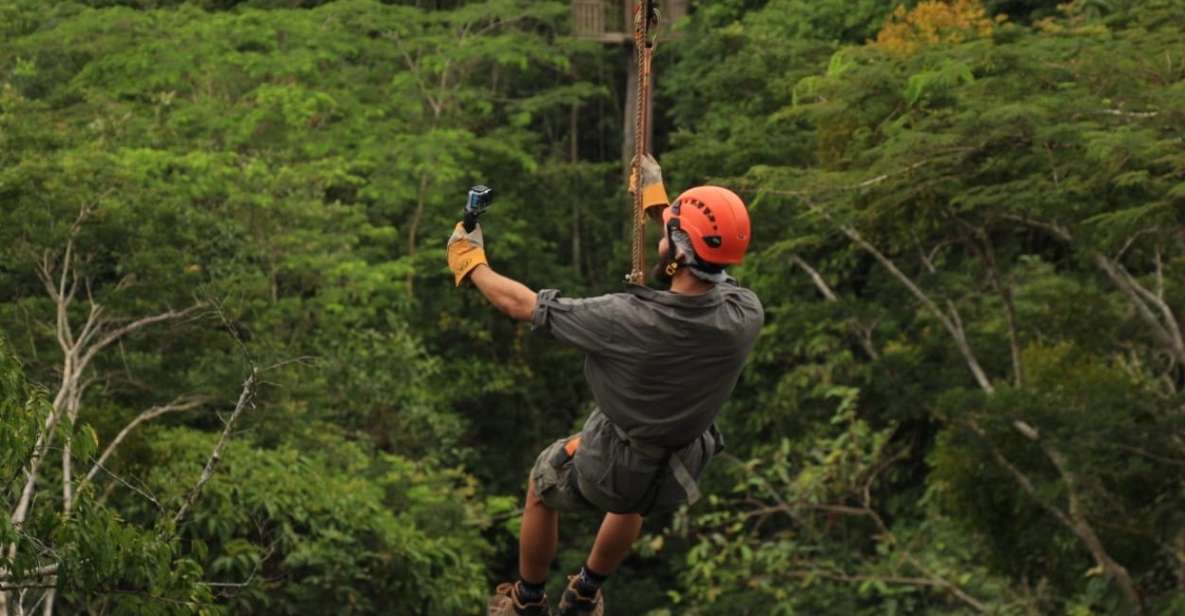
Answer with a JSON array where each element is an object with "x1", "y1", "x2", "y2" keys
[
  {"x1": 967, "y1": 420, "x2": 1144, "y2": 611},
  {"x1": 742, "y1": 501, "x2": 872, "y2": 521},
  {"x1": 1098, "y1": 109, "x2": 1159, "y2": 118},
  {"x1": 1013, "y1": 420, "x2": 1040, "y2": 441},
  {"x1": 790, "y1": 255, "x2": 838, "y2": 302},
  {"x1": 57, "y1": 236, "x2": 74, "y2": 322},
  {"x1": 260, "y1": 356, "x2": 317, "y2": 372},
  {"x1": 39, "y1": 587, "x2": 54, "y2": 616},
  {"x1": 913, "y1": 233, "x2": 947, "y2": 274},
  {"x1": 777, "y1": 568, "x2": 956, "y2": 588},
  {"x1": 965, "y1": 225, "x2": 1025, "y2": 386},
  {"x1": 757, "y1": 160, "x2": 933, "y2": 200},
  {"x1": 1003, "y1": 217, "x2": 1185, "y2": 366},
  {"x1": 74, "y1": 397, "x2": 209, "y2": 506},
  {"x1": 858, "y1": 447, "x2": 989, "y2": 613},
  {"x1": 1120, "y1": 254, "x2": 1185, "y2": 361},
  {"x1": 790, "y1": 255, "x2": 880, "y2": 359},
  {"x1": 0, "y1": 583, "x2": 56, "y2": 592},
  {"x1": 1042, "y1": 443, "x2": 1143, "y2": 610},
  {"x1": 1043, "y1": 142, "x2": 1061, "y2": 191},
  {"x1": 36, "y1": 251, "x2": 58, "y2": 301},
  {"x1": 47, "y1": 205, "x2": 92, "y2": 355},
  {"x1": 836, "y1": 220, "x2": 994, "y2": 394},
  {"x1": 918, "y1": 246, "x2": 937, "y2": 274},
  {"x1": 74, "y1": 302, "x2": 106, "y2": 354},
  {"x1": 1155, "y1": 244, "x2": 1165, "y2": 302},
  {"x1": 1115, "y1": 229, "x2": 1157, "y2": 261},
  {"x1": 90, "y1": 461, "x2": 163, "y2": 511},
  {"x1": 36, "y1": 247, "x2": 74, "y2": 356},
  {"x1": 10, "y1": 409, "x2": 67, "y2": 530},
  {"x1": 0, "y1": 565, "x2": 58, "y2": 582},
  {"x1": 853, "y1": 321, "x2": 880, "y2": 360},
  {"x1": 1001, "y1": 214, "x2": 1073, "y2": 242},
  {"x1": 854, "y1": 160, "x2": 931, "y2": 190},
  {"x1": 1093, "y1": 254, "x2": 1185, "y2": 365},
  {"x1": 77, "y1": 303, "x2": 207, "y2": 375},
  {"x1": 749, "y1": 441, "x2": 988, "y2": 612},
  {"x1": 173, "y1": 370, "x2": 258, "y2": 526}
]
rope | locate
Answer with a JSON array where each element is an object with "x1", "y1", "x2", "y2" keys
[{"x1": 627, "y1": 1, "x2": 657, "y2": 285}]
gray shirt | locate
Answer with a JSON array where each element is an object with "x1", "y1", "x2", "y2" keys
[{"x1": 531, "y1": 281, "x2": 763, "y2": 447}]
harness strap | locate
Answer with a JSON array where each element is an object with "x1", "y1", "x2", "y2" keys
[{"x1": 609, "y1": 422, "x2": 703, "y2": 507}]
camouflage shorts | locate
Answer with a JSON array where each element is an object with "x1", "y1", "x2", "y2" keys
[{"x1": 530, "y1": 436, "x2": 597, "y2": 513}]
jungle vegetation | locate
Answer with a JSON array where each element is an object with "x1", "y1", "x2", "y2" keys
[{"x1": 2, "y1": 0, "x2": 1184, "y2": 614}]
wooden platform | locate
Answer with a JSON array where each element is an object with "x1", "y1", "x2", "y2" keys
[{"x1": 571, "y1": 0, "x2": 687, "y2": 43}]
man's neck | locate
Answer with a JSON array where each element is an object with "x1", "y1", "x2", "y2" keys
[{"x1": 669, "y1": 270, "x2": 715, "y2": 296}]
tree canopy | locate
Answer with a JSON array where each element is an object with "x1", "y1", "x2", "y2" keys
[{"x1": 2, "y1": 0, "x2": 1183, "y2": 614}]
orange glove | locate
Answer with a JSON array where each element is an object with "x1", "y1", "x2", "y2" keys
[
  {"x1": 446, "y1": 222, "x2": 487, "y2": 286},
  {"x1": 629, "y1": 153, "x2": 669, "y2": 221}
]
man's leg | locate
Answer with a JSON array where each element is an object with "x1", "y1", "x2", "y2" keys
[
  {"x1": 558, "y1": 512, "x2": 643, "y2": 613},
  {"x1": 586, "y1": 512, "x2": 643, "y2": 574},
  {"x1": 488, "y1": 472, "x2": 560, "y2": 614},
  {"x1": 519, "y1": 478, "x2": 559, "y2": 583}
]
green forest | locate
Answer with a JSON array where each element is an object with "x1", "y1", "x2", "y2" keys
[{"x1": 2, "y1": 0, "x2": 1184, "y2": 613}]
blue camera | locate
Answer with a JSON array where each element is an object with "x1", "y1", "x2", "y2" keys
[{"x1": 463, "y1": 185, "x2": 493, "y2": 232}]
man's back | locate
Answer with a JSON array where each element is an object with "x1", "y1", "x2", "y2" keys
[{"x1": 533, "y1": 280, "x2": 763, "y2": 447}]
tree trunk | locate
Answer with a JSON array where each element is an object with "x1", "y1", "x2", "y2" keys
[{"x1": 405, "y1": 173, "x2": 431, "y2": 297}]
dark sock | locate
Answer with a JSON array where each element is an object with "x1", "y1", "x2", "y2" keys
[
  {"x1": 515, "y1": 579, "x2": 546, "y2": 604},
  {"x1": 574, "y1": 564, "x2": 608, "y2": 595}
]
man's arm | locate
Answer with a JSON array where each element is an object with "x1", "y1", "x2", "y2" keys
[{"x1": 470, "y1": 264, "x2": 538, "y2": 321}]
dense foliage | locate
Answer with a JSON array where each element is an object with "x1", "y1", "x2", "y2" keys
[{"x1": 2, "y1": 0, "x2": 1183, "y2": 614}]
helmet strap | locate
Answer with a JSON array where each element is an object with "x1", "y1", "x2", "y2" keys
[{"x1": 665, "y1": 215, "x2": 682, "y2": 275}]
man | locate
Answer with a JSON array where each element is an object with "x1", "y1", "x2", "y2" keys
[{"x1": 446, "y1": 156, "x2": 763, "y2": 616}]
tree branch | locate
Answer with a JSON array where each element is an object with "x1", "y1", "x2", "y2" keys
[
  {"x1": 74, "y1": 300, "x2": 106, "y2": 355},
  {"x1": 790, "y1": 255, "x2": 880, "y2": 359},
  {"x1": 0, "y1": 565, "x2": 58, "y2": 582},
  {"x1": 90, "y1": 461, "x2": 163, "y2": 511},
  {"x1": 73, "y1": 396, "x2": 209, "y2": 509},
  {"x1": 1118, "y1": 257, "x2": 1185, "y2": 362},
  {"x1": 1004, "y1": 215, "x2": 1185, "y2": 366},
  {"x1": 965, "y1": 225, "x2": 1024, "y2": 386},
  {"x1": 172, "y1": 370, "x2": 257, "y2": 526},
  {"x1": 832, "y1": 218, "x2": 994, "y2": 393},
  {"x1": 966, "y1": 420, "x2": 1143, "y2": 611},
  {"x1": 77, "y1": 304, "x2": 206, "y2": 375},
  {"x1": 1093, "y1": 254, "x2": 1185, "y2": 365},
  {"x1": 1001, "y1": 214, "x2": 1073, "y2": 242},
  {"x1": 790, "y1": 255, "x2": 839, "y2": 302},
  {"x1": 1098, "y1": 109, "x2": 1158, "y2": 118}
]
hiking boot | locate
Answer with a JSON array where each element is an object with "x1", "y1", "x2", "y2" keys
[
  {"x1": 487, "y1": 582, "x2": 551, "y2": 616},
  {"x1": 556, "y1": 575, "x2": 604, "y2": 616}
]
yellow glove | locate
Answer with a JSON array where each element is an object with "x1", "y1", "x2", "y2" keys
[
  {"x1": 629, "y1": 153, "x2": 669, "y2": 221},
  {"x1": 447, "y1": 222, "x2": 487, "y2": 287}
]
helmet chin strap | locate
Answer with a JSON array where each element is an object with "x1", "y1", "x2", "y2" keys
[{"x1": 664, "y1": 214, "x2": 681, "y2": 277}]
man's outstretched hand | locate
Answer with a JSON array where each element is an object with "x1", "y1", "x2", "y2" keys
[{"x1": 447, "y1": 222, "x2": 488, "y2": 286}]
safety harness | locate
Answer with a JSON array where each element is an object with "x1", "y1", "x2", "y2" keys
[
  {"x1": 607, "y1": 422, "x2": 706, "y2": 508},
  {"x1": 560, "y1": 421, "x2": 720, "y2": 514}
]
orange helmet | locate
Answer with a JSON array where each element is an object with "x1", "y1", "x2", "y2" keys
[{"x1": 663, "y1": 186, "x2": 751, "y2": 266}]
